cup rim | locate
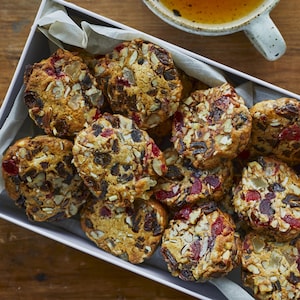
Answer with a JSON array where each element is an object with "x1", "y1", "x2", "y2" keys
[{"x1": 143, "y1": 0, "x2": 280, "y2": 35}]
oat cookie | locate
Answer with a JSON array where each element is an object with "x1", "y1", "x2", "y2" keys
[
  {"x1": 161, "y1": 201, "x2": 241, "y2": 281},
  {"x1": 94, "y1": 39, "x2": 183, "y2": 129},
  {"x1": 232, "y1": 156, "x2": 300, "y2": 241},
  {"x1": 172, "y1": 83, "x2": 252, "y2": 169},
  {"x1": 153, "y1": 148, "x2": 233, "y2": 209},
  {"x1": 72, "y1": 113, "x2": 167, "y2": 207},
  {"x1": 250, "y1": 98, "x2": 300, "y2": 166},
  {"x1": 81, "y1": 198, "x2": 168, "y2": 264},
  {"x1": 242, "y1": 232, "x2": 300, "y2": 300},
  {"x1": 1, "y1": 135, "x2": 88, "y2": 222},
  {"x1": 24, "y1": 48, "x2": 104, "y2": 137}
]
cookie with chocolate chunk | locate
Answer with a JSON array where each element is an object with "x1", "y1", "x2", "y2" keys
[
  {"x1": 161, "y1": 202, "x2": 241, "y2": 281},
  {"x1": 94, "y1": 39, "x2": 183, "y2": 129},
  {"x1": 24, "y1": 48, "x2": 104, "y2": 137},
  {"x1": 242, "y1": 232, "x2": 300, "y2": 300},
  {"x1": 81, "y1": 198, "x2": 168, "y2": 264},
  {"x1": 72, "y1": 113, "x2": 167, "y2": 207},
  {"x1": 153, "y1": 148, "x2": 233, "y2": 209},
  {"x1": 232, "y1": 156, "x2": 300, "y2": 242},
  {"x1": 1, "y1": 135, "x2": 88, "y2": 221},
  {"x1": 172, "y1": 83, "x2": 252, "y2": 169},
  {"x1": 250, "y1": 97, "x2": 300, "y2": 165}
]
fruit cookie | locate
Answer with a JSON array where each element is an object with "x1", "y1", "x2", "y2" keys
[
  {"x1": 81, "y1": 198, "x2": 168, "y2": 264},
  {"x1": 1, "y1": 135, "x2": 88, "y2": 222},
  {"x1": 94, "y1": 38, "x2": 183, "y2": 129},
  {"x1": 172, "y1": 82, "x2": 252, "y2": 169},
  {"x1": 153, "y1": 148, "x2": 233, "y2": 209},
  {"x1": 242, "y1": 231, "x2": 300, "y2": 300},
  {"x1": 72, "y1": 113, "x2": 167, "y2": 207},
  {"x1": 24, "y1": 48, "x2": 104, "y2": 137},
  {"x1": 232, "y1": 156, "x2": 300, "y2": 241},
  {"x1": 161, "y1": 201, "x2": 241, "y2": 281},
  {"x1": 250, "y1": 97, "x2": 300, "y2": 166}
]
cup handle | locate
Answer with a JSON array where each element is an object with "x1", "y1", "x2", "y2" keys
[{"x1": 244, "y1": 14, "x2": 286, "y2": 61}]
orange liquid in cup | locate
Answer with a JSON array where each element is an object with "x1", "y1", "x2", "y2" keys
[{"x1": 160, "y1": 0, "x2": 265, "y2": 24}]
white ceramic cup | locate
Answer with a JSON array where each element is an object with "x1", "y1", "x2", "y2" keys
[{"x1": 143, "y1": 0, "x2": 286, "y2": 61}]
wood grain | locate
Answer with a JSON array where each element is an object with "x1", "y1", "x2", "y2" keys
[{"x1": 0, "y1": 0, "x2": 299, "y2": 299}]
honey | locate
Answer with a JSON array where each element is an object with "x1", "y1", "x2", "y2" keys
[{"x1": 160, "y1": 0, "x2": 265, "y2": 24}]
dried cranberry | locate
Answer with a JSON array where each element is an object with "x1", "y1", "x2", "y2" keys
[
  {"x1": 114, "y1": 43, "x2": 125, "y2": 52},
  {"x1": 100, "y1": 206, "x2": 111, "y2": 218},
  {"x1": 279, "y1": 124, "x2": 300, "y2": 141},
  {"x1": 174, "y1": 205, "x2": 193, "y2": 220},
  {"x1": 131, "y1": 112, "x2": 141, "y2": 126},
  {"x1": 93, "y1": 108, "x2": 102, "y2": 121},
  {"x1": 190, "y1": 178, "x2": 202, "y2": 194},
  {"x1": 282, "y1": 215, "x2": 300, "y2": 228},
  {"x1": 151, "y1": 142, "x2": 161, "y2": 157},
  {"x1": 100, "y1": 128, "x2": 114, "y2": 137},
  {"x1": 2, "y1": 159, "x2": 19, "y2": 176},
  {"x1": 245, "y1": 190, "x2": 261, "y2": 202},
  {"x1": 155, "y1": 189, "x2": 179, "y2": 201},
  {"x1": 173, "y1": 111, "x2": 184, "y2": 132},
  {"x1": 190, "y1": 239, "x2": 201, "y2": 261},
  {"x1": 211, "y1": 216, "x2": 225, "y2": 236},
  {"x1": 116, "y1": 77, "x2": 130, "y2": 87},
  {"x1": 203, "y1": 175, "x2": 221, "y2": 189}
]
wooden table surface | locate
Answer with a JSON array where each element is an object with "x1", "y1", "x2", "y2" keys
[{"x1": 0, "y1": 0, "x2": 299, "y2": 299}]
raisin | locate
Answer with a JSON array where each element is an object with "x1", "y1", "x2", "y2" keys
[
  {"x1": 269, "y1": 183, "x2": 285, "y2": 193},
  {"x1": 203, "y1": 175, "x2": 221, "y2": 189},
  {"x1": 163, "y1": 69, "x2": 176, "y2": 81},
  {"x1": 131, "y1": 129, "x2": 142, "y2": 142},
  {"x1": 161, "y1": 248, "x2": 178, "y2": 269},
  {"x1": 179, "y1": 269, "x2": 194, "y2": 281},
  {"x1": 24, "y1": 91, "x2": 43, "y2": 109},
  {"x1": 209, "y1": 107, "x2": 224, "y2": 122},
  {"x1": 99, "y1": 180, "x2": 108, "y2": 199},
  {"x1": 190, "y1": 141, "x2": 207, "y2": 154},
  {"x1": 287, "y1": 272, "x2": 300, "y2": 285},
  {"x1": 165, "y1": 165, "x2": 184, "y2": 181},
  {"x1": 111, "y1": 163, "x2": 119, "y2": 176},
  {"x1": 112, "y1": 139, "x2": 119, "y2": 153},
  {"x1": 173, "y1": 111, "x2": 184, "y2": 132},
  {"x1": 100, "y1": 206, "x2": 111, "y2": 218},
  {"x1": 259, "y1": 198, "x2": 275, "y2": 216},
  {"x1": 93, "y1": 151, "x2": 111, "y2": 167},
  {"x1": 282, "y1": 194, "x2": 300, "y2": 208},
  {"x1": 92, "y1": 123, "x2": 103, "y2": 136},
  {"x1": 81, "y1": 74, "x2": 93, "y2": 89}
]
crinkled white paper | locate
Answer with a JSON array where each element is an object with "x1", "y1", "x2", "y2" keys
[{"x1": 1, "y1": 1, "x2": 294, "y2": 299}]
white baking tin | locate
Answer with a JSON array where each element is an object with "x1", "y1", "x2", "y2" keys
[{"x1": 0, "y1": 1, "x2": 299, "y2": 299}]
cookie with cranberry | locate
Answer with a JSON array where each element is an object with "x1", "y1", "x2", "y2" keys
[
  {"x1": 161, "y1": 201, "x2": 241, "y2": 281},
  {"x1": 250, "y1": 98, "x2": 300, "y2": 166},
  {"x1": 1, "y1": 135, "x2": 88, "y2": 222},
  {"x1": 232, "y1": 156, "x2": 300, "y2": 241},
  {"x1": 242, "y1": 232, "x2": 300, "y2": 300},
  {"x1": 24, "y1": 48, "x2": 104, "y2": 137},
  {"x1": 172, "y1": 83, "x2": 252, "y2": 169},
  {"x1": 94, "y1": 39, "x2": 183, "y2": 129},
  {"x1": 153, "y1": 148, "x2": 233, "y2": 209},
  {"x1": 81, "y1": 197, "x2": 168, "y2": 264},
  {"x1": 72, "y1": 113, "x2": 167, "y2": 207}
]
